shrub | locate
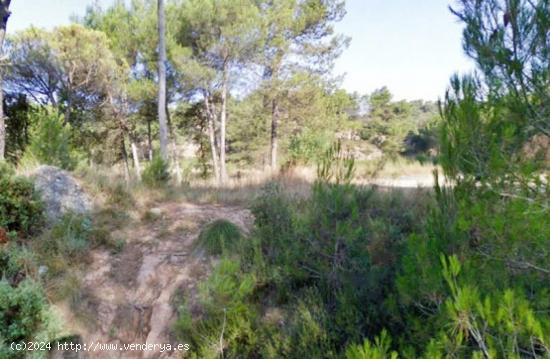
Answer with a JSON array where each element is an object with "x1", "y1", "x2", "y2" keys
[
  {"x1": 177, "y1": 182, "x2": 431, "y2": 357},
  {"x1": 0, "y1": 246, "x2": 52, "y2": 358},
  {"x1": 0, "y1": 161, "x2": 44, "y2": 237},
  {"x1": 316, "y1": 140, "x2": 355, "y2": 184},
  {"x1": 141, "y1": 156, "x2": 170, "y2": 187},
  {"x1": 345, "y1": 330, "x2": 397, "y2": 359},
  {"x1": 175, "y1": 258, "x2": 257, "y2": 358},
  {"x1": 198, "y1": 219, "x2": 242, "y2": 255},
  {"x1": 35, "y1": 214, "x2": 92, "y2": 264},
  {"x1": 287, "y1": 131, "x2": 331, "y2": 166},
  {"x1": 0, "y1": 280, "x2": 49, "y2": 358},
  {"x1": 23, "y1": 110, "x2": 77, "y2": 170}
]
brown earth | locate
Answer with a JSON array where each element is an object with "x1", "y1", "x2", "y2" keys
[{"x1": 54, "y1": 201, "x2": 253, "y2": 359}]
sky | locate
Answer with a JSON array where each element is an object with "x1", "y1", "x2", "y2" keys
[{"x1": 9, "y1": 0, "x2": 475, "y2": 101}]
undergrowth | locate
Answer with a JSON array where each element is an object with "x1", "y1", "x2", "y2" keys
[{"x1": 198, "y1": 219, "x2": 242, "y2": 255}]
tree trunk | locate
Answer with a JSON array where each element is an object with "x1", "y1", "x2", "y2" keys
[
  {"x1": 270, "y1": 98, "x2": 280, "y2": 171},
  {"x1": 147, "y1": 116, "x2": 153, "y2": 160},
  {"x1": 0, "y1": 0, "x2": 12, "y2": 160},
  {"x1": 131, "y1": 140, "x2": 141, "y2": 180},
  {"x1": 219, "y1": 62, "x2": 228, "y2": 184},
  {"x1": 121, "y1": 135, "x2": 131, "y2": 184},
  {"x1": 157, "y1": 0, "x2": 169, "y2": 161},
  {"x1": 204, "y1": 94, "x2": 220, "y2": 184},
  {"x1": 166, "y1": 102, "x2": 182, "y2": 184}
]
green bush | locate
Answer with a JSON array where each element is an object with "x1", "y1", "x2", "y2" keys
[
  {"x1": 0, "y1": 247, "x2": 52, "y2": 358},
  {"x1": 0, "y1": 161, "x2": 44, "y2": 237},
  {"x1": 176, "y1": 181, "x2": 431, "y2": 357},
  {"x1": 141, "y1": 156, "x2": 170, "y2": 187},
  {"x1": 23, "y1": 110, "x2": 78, "y2": 170},
  {"x1": 175, "y1": 258, "x2": 257, "y2": 358},
  {"x1": 198, "y1": 219, "x2": 242, "y2": 255},
  {"x1": 345, "y1": 330, "x2": 397, "y2": 359},
  {"x1": 0, "y1": 280, "x2": 46, "y2": 346},
  {"x1": 178, "y1": 171, "x2": 550, "y2": 357},
  {"x1": 287, "y1": 130, "x2": 331, "y2": 166}
]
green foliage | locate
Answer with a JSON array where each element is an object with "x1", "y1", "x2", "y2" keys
[
  {"x1": 1, "y1": 0, "x2": 546, "y2": 357},
  {"x1": 437, "y1": 255, "x2": 549, "y2": 357},
  {"x1": 0, "y1": 246, "x2": 52, "y2": 358},
  {"x1": 177, "y1": 180, "x2": 431, "y2": 357},
  {"x1": 8, "y1": 25, "x2": 128, "y2": 127},
  {"x1": 0, "y1": 161, "x2": 43, "y2": 237},
  {"x1": 198, "y1": 219, "x2": 242, "y2": 255},
  {"x1": 287, "y1": 130, "x2": 331, "y2": 166},
  {"x1": 345, "y1": 330, "x2": 398, "y2": 359},
  {"x1": 141, "y1": 156, "x2": 170, "y2": 187},
  {"x1": 0, "y1": 280, "x2": 47, "y2": 357},
  {"x1": 175, "y1": 258, "x2": 257, "y2": 358},
  {"x1": 316, "y1": 140, "x2": 355, "y2": 184},
  {"x1": 4, "y1": 94, "x2": 33, "y2": 163},
  {"x1": 416, "y1": 2, "x2": 550, "y2": 355},
  {"x1": 7, "y1": 24, "x2": 129, "y2": 166},
  {"x1": 49, "y1": 214, "x2": 93, "y2": 259},
  {"x1": 360, "y1": 87, "x2": 439, "y2": 158},
  {"x1": 23, "y1": 110, "x2": 78, "y2": 170}
]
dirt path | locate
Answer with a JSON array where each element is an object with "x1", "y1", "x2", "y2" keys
[{"x1": 56, "y1": 202, "x2": 253, "y2": 359}]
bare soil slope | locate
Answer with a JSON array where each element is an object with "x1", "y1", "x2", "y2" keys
[{"x1": 56, "y1": 201, "x2": 253, "y2": 358}]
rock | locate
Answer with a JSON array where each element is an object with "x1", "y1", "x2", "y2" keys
[
  {"x1": 149, "y1": 208, "x2": 163, "y2": 216},
  {"x1": 365, "y1": 148, "x2": 383, "y2": 161},
  {"x1": 29, "y1": 166, "x2": 92, "y2": 223}
]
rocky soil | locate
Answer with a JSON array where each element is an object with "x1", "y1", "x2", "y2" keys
[{"x1": 55, "y1": 201, "x2": 253, "y2": 359}]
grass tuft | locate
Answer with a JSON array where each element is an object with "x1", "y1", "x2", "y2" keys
[{"x1": 198, "y1": 219, "x2": 242, "y2": 255}]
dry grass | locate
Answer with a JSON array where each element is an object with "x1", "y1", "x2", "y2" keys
[
  {"x1": 355, "y1": 157, "x2": 439, "y2": 180},
  {"x1": 75, "y1": 158, "x2": 438, "y2": 210}
]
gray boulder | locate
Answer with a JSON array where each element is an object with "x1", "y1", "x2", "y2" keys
[{"x1": 29, "y1": 165, "x2": 92, "y2": 223}]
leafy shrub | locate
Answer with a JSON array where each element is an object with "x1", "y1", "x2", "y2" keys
[
  {"x1": 0, "y1": 161, "x2": 43, "y2": 237},
  {"x1": 198, "y1": 219, "x2": 242, "y2": 255},
  {"x1": 0, "y1": 247, "x2": 52, "y2": 358},
  {"x1": 23, "y1": 110, "x2": 78, "y2": 170},
  {"x1": 177, "y1": 181, "x2": 430, "y2": 357},
  {"x1": 175, "y1": 258, "x2": 257, "y2": 358},
  {"x1": 287, "y1": 130, "x2": 331, "y2": 166},
  {"x1": 141, "y1": 156, "x2": 170, "y2": 187},
  {"x1": 0, "y1": 280, "x2": 48, "y2": 357}
]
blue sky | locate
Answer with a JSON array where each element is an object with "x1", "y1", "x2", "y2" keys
[
  {"x1": 333, "y1": 0, "x2": 474, "y2": 101},
  {"x1": 9, "y1": 0, "x2": 474, "y2": 101}
]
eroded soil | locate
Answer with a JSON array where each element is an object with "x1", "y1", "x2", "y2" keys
[{"x1": 55, "y1": 202, "x2": 253, "y2": 358}]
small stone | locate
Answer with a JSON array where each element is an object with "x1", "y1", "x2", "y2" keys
[
  {"x1": 38, "y1": 265, "x2": 48, "y2": 276},
  {"x1": 149, "y1": 208, "x2": 162, "y2": 216}
]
